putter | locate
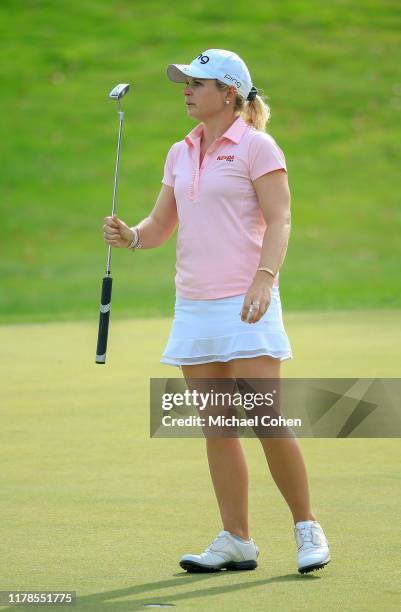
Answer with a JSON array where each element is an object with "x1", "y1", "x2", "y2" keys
[{"x1": 95, "y1": 83, "x2": 130, "y2": 364}]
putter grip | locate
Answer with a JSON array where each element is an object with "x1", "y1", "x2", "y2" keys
[{"x1": 96, "y1": 276, "x2": 113, "y2": 364}]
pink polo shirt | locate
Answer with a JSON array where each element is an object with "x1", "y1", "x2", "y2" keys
[{"x1": 161, "y1": 115, "x2": 287, "y2": 299}]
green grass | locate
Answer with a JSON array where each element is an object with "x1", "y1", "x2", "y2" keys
[
  {"x1": 1, "y1": 0, "x2": 400, "y2": 323},
  {"x1": 0, "y1": 312, "x2": 400, "y2": 610}
]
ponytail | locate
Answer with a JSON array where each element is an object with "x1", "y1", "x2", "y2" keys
[
  {"x1": 239, "y1": 90, "x2": 271, "y2": 131},
  {"x1": 215, "y1": 81, "x2": 271, "y2": 132}
]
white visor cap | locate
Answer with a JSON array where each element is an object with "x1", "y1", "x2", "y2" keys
[{"x1": 167, "y1": 48, "x2": 253, "y2": 100}]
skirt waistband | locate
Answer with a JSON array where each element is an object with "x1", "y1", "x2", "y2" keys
[{"x1": 176, "y1": 287, "x2": 280, "y2": 305}]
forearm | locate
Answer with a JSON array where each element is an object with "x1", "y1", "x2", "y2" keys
[
  {"x1": 132, "y1": 215, "x2": 175, "y2": 249},
  {"x1": 255, "y1": 220, "x2": 291, "y2": 284}
]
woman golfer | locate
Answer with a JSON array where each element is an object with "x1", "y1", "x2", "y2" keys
[{"x1": 103, "y1": 49, "x2": 331, "y2": 575}]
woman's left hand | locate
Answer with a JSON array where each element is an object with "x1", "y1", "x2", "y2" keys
[{"x1": 240, "y1": 271, "x2": 274, "y2": 324}]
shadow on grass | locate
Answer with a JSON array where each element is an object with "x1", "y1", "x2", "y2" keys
[{"x1": 0, "y1": 571, "x2": 323, "y2": 610}]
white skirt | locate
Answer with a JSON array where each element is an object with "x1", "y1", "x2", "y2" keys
[{"x1": 160, "y1": 287, "x2": 293, "y2": 368}]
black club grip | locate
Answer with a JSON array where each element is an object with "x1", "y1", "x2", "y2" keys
[{"x1": 96, "y1": 276, "x2": 113, "y2": 364}]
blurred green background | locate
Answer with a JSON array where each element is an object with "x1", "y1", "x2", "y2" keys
[
  {"x1": 1, "y1": 0, "x2": 400, "y2": 323},
  {"x1": 1, "y1": 3, "x2": 400, "y2": 610}
]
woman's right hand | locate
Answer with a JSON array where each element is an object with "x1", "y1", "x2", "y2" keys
[{"x1": 103, "y1": 215, "x2": 133, "y2": 248}]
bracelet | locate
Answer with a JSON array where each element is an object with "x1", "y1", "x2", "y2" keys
[
  {"x1": 257, "y1": 266, "x2": 276, "y2": 279},
  {"x1": 128, "y1": 226, "x2": 142, "y2": 249}
]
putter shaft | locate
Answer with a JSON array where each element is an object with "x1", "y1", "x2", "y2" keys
[{"x1": 106, "y1": 101, "x2": 124, "y2": 276}]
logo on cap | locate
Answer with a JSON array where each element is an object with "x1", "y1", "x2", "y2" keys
[
  {"x1": 197, "y1": 54, "x2": 210, "y2": 64},
  {"x1": 224, "y1": 73, "x2": 241, "y2": 88}
]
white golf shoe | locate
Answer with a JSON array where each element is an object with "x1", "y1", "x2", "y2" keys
[
  {"x1": 179, "y1": 530, "x2": 259, "y2": 572},
  {"x1": 294, "y1": 520, "x2": 331, "y2": 574}
]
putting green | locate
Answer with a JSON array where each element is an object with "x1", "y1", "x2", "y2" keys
[{"x1": 1, "y1": 310, "x2": 400, "y2": 610}]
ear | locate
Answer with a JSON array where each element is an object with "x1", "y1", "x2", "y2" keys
[{"x1": 229, "y1": 85, "x2": 237, "y2": 99}]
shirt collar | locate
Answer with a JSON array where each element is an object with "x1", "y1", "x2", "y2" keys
[{"x1": 184, "y1": 115, "x2": 249, "y2": 148}]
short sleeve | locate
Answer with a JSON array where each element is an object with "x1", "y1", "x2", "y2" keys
[
  {"x1": 161, "y1": 143, "x2": 176, "y2": 187},
  {"x1": 249, "y1": 133, "x2": 287, "y2": 182}
]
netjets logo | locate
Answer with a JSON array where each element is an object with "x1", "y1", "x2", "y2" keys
[
  {"x1": 224, "y1": 73, "x2": 241, "y2": 88},
  {"x1": 197, "y1": 54, "x2": 210, "y2": 64},
  {"x1": 217, "y1": 155, "x2": 235, "y2": 162}
]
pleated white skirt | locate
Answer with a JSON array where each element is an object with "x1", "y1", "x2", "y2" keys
[{"x1": 160, "y1": 287, "x2": 293, "y2": 368}]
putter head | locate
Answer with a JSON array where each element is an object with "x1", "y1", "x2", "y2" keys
[{"x1": 109, "y1": 83, "x2": 130, "y2": 100}]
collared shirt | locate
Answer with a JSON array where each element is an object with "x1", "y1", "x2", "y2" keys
[{"x1": 162, "y1": 115, "x2": 287, "y2": 299}]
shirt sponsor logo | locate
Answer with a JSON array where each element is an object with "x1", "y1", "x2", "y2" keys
[{"x1": 217, "y1": 155, "x2": 235, "y2": 162}]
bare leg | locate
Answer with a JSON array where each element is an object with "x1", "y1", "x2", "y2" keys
[
  {"x1": 206, "y1": 437, "x2": 250, "y2": 540},
  {"x1": 260, "y1": 438, "x2": 317, "y2": 524},
  {"x1": 181, "y1": 362, "x2": 250, "y2": 540},
  {"x1": 231, "y1": 356, "x2": 317, "y2": 525}
]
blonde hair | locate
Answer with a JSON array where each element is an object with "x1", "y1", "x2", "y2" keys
[{"x1": 215, "y1": 80, "x2": 271, "y2": 132}]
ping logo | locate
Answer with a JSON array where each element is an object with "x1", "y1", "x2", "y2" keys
[
  {"x1": 197, "y1": 54, "x2": 210, "y2": 64},
  {"x1": 217, "y1": 155, "x2": 235, "y2": 162},
  {"x1": 224, "y1": 73, "x2": 241, "y2": 88}
]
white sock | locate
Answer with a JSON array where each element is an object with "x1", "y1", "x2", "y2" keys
[
  {"x1": 230, "y1": 533, "x2": 250, "y2": 543},
  {"x1": 295, "y1": 520, "x2": 316, "y2": 528}
]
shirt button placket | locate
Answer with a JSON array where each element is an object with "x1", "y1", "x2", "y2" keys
[
  {"x1": 198, "y1": 148, "x2": 212, "y2": 199},
  {"x1": 192, "y1": 144, "x2": 201, "y2": 203},
  {"x1": 190, "y1": 165, "x2": 199, "y2": 203}
]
